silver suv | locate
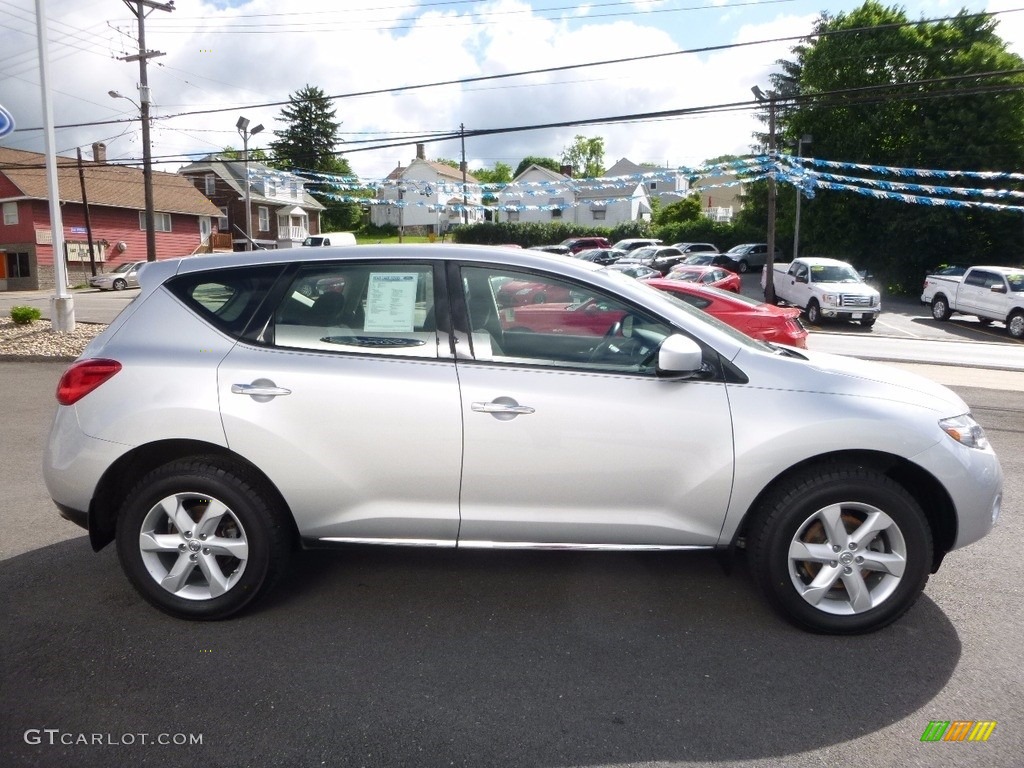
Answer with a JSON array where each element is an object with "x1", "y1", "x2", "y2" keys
[{"x1": 44, "y1": 245, "x2": 1002, "y2": 633}]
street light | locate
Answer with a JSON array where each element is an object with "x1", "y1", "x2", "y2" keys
[
  {"x1": 111, "y1": 88, "x2": 156, "y2": 261},
  {"x1": 236, "y1": 116, "x2": 263, "y2": 251},
  {"x1": 752, "y1": 84, "x2": 779, "y2": 304},
  {"x1": 793, "y1": 134, "x2": 812, "y2": 261}
]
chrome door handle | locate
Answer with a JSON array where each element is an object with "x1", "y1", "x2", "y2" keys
[
  {"x1": 472, "y1": 402, "x2": 535, "y2": 415},
  {"x1": 471, "y1": 396, "x2": 535, "y2": 421},
  {"x1": 231, "y1": 380, "x2": 292, "y2": 399}
]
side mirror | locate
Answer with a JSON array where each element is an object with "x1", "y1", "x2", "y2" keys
[
  {"x1": 991, "y1": 284, "x2": 1007, "y2": 294},
  {"x1": 794, "y1": 275, "x2": 808, "y2": 284},
  {"x1": 657, "y1": 334, "x2": 705, "y2": 379}
]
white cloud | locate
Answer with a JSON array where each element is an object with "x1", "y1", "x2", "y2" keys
[{"x1": 1, "y1": 0, "x2": 1020, "y2": 185}]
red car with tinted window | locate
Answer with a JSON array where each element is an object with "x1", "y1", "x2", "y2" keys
[
  {"x1": 646, "y1": 279, "x2": 807, "y2": 348},
  {"x1": 663, "y1": 265, "x2": 741, "y2": 292}
]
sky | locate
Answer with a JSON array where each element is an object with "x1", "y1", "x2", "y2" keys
[{"x1": 2, "y1": 0, "x2": 1024, "y2": 184}]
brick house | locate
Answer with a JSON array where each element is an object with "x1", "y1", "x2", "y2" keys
[
  {"x1": 0, "y1": 143, "x2": 222, "y2": 291},
  {"x1": 178, "y1": 155, "x2": 325, "y2": 250}
]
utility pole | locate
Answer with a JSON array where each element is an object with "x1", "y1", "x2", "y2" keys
[
  {"x1": 119, "y1": 0, "x2": 174, "y2": 262},
  {"x1": 793, "y1": 134, "x2": 812, "y2": 262},
  {"x1": 460, "y1": 123, "x2": 468, "y2": 225},
  {"x1": 76, "y1": 148, "x2": 97, "y2": 277},
  {"x1": 752, "y1": 85, "x2": 778, "y2": 305}
]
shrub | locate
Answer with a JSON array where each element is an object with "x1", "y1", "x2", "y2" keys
[{"x1": 10, "y1": 306, "x2": 42, "y2": 325}]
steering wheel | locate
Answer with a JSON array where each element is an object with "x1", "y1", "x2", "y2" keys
[{"x1": 588, "y1": 319, "x2": 624, "y2": 363}]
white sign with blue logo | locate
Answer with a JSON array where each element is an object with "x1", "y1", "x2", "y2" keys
[{"x1": 0, "y1": 104, "x2": 15, "y2": 138}]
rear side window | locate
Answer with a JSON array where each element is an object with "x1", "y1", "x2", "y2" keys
[
  {"x1": 165, "y1": 264, "x2": 287, "y2": 339},
  {"x1": 270, "y1": 262, "x2": 439, "y2": 358}
]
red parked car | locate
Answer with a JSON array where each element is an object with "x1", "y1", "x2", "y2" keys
[
  {"x1": 495, "y1": 279, "x2": 575, "y2": 307},
  {"x1": 645, "y1": 279, "x2": 808, "y2": 348},
  {"x1": 499, "y1": 297, "x2": 625, "y2": 336},
  {"x1": 663, "y1": 265, "x2": 742, "y2": 292}
]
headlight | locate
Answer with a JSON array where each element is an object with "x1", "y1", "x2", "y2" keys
[
  {"x1": 940, "y1": 414, "x2": 989, "y2": 450},
  {"x1": 822, "y1": 294, "x2": 839, "y2": 306}
]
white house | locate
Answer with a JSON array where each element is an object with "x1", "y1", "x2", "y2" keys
[
  {"x1": 603, "y1": 158, "x2": 691, "y2": 207},
  {"x1": 371, "y1": 145, "x2": 483, "y2": 235},
  {"x1": 496, "y1": 165, "x2": 651, "y2": 227}
]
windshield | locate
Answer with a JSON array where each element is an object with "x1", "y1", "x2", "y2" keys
[
  {"x1": 811, "y1": 264, "x2": 861, "y2": 283},
  {"x1": 725, "y1": 245, "x2": 751, "y2": 254},
  {"x1": 112, "y1": 262, "x2": 135, "y2": 273},
  {"x1": 1007, "y1": 272, "x2": 1024, "y2": 292}
]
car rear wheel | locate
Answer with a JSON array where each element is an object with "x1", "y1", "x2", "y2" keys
[
  {"x1": 747, "y1": 465, "x2": 932, "y2": 634},
  {"x1": 113, "y1": 278, "x2": 127, "y2": 291},
  {"x1": 805, "y1": 300, "x2": 821, "y2": 325},
  {"x1": 116, "y1": 458, "x2": 292, "y2": 620},
  {"x1": 931, "y1": 296, "x2": 952, "y2": 321}
]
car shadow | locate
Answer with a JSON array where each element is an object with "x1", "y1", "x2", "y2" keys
[{"x1": 2, "y1": 541, "x2": 960, "y2": 767}]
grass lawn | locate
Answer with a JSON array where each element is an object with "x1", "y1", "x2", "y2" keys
[{"x1": 355, "y1": 235, "x2": 454, "y2": 245}]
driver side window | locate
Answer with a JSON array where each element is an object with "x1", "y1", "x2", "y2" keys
[{"x1": 461, "y1": 266, "x2": 671, "y2": 374}]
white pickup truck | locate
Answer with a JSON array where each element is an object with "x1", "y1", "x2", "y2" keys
[
  {"x1": 921, "y1": 265, "x2": 1024, "y2": 339},
  {"x1": 763, "y1": 257, "x2": 881, "y2": 327}
]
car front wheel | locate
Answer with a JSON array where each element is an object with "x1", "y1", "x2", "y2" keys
[
  {"x1": 113, "y1": 278, "x2": 127, "y2": 291},
  {"x1": 737, "y1": 260, "x2": 750, "y2": 273},
  {"x1": 747, "y1": 465, "x2": 932, "y2": 634},
  {"x1": 805, "y1": 300, "x2": 821, "y2": 325},
  {"x1": 116, "y1": 458, "x2": 292, "y2": 620},
  {"x1": 1008, "y1": 310, "x2": 1024, "y2": 339}
]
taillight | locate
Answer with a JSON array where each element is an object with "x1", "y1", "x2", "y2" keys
[{"x1": 57, "y1": 359, "x2": 122, "y2": 405}]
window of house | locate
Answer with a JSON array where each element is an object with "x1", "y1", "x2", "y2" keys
[
  {"x1": 549, "y1": 198, "x2": 564, "y2": 220},
  {"x1": 204, "y1": 174, "x2": 216, "y2": 195},
  {"x1": 649, "y1": 181, "x2": 658, "y2": 192},
  {"x1": 6, "y1": 252, "x2": 30, "y2": 278},
  {"x1": 265, "y1": 178, "x2": 277, "y2": 197},
  {"x1": 507, "y1": 210, "x2": 520, "y2": 222},
  {"x1": 258, "y1": 206, "x2": 270, "y2": 232},
  {"x1": 3, "y1": 202, "x2": 17, "y2": 226},
  {"x1": 591, "y1": 208, "x2": 606, "y2": 221},
  {"x1": 218, "y1": 207, "x2": 229, "y2": 231},
  {"x1": 139, "y1": 212, "x2": 172, "y2": 232}
]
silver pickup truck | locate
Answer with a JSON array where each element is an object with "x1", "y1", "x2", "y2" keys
[{"x1": 921, "y1": 266, "x2": 1024, "y2": 339}]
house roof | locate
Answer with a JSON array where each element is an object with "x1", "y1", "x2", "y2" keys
[
  {"x1": 177, "y1": 155, "x2": 325, "y2": 211},
  {"x1": 0, "y1": 146, "x2": 220, "y2": 217},
  {"x1": 384, "y1": 158, "x2": 480, "y2": 184}
]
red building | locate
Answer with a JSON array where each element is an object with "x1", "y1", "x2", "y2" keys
[{"x1": 0, "y1": 143, "x2": 221, "y2": 290}]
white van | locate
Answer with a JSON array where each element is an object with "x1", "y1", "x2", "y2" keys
[{"x1": 302, "y1": 232, "x2": 356, "y2": 247}]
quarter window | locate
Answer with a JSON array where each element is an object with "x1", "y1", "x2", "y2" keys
[{"x1": 271, "y1": 263, "x2": 438, "y2": 358}]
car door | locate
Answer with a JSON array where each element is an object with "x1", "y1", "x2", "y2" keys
[
  {"x1": 958, "y1": 269, "x2": 992, "y2": 315},
  {"x1": 452, "y1": 263, "x2": 735, "y2": 548},
  {"x1": 216, "y1": 260, "x2": 464, "y2": 545}
]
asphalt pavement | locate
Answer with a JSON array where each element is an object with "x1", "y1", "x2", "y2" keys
[{"x1": 2, "y1": 352, "x2": 1023, "y2": 767}]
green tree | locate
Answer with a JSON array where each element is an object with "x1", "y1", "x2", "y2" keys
[
  {"x1": 268, "y1": 84, "x2": 360, "y2": 230},
  {"x1": 767, "y1": 2, "x2": 1024, "y2": 292},
  {"x1": 514, "y1": 156, "x2": 561, "y2": 177},
  {"x1": 653, "y1": 196, "x2": 703, "y2": 226},
  {"x1": 471, "y1": 162, "x2": 513, "y2": 184},
  {"x1": 561, "y1": 135, "x2": 605, "y2": 178},
  {"x1": 221, "y1": 145, "x2": 270, "y2": 163}
]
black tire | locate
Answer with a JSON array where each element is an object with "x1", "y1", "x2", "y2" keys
[
  {"x1": 860, "y1": 315, "x2": 876, "y2": 328},
  {"x1": 737, "y1": 260, "x2": 750, "y2": 274},
  {"x1": 1008, "y1": 310, "x2": 1024, "y2": 340},
  {"x1": 116, "y1": 458, "x2": 292, "y2": 620},
  {"x1": 931, "y1": 295, "x2": 952, "y2": 321},
  {"x1": 747, "y1": 465, "x2": 932, "y2": 634},
  {"x1": 806, "y1": 300, "x2": 821, "y2": 325},
  {"x1": 113, "y1": 278, "x2": 127, "y2": 291}
]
